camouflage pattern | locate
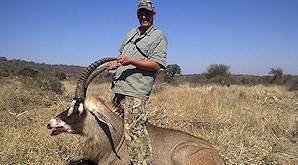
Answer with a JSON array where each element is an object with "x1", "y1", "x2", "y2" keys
[
  {"x1": 113, "y1": 94, "x2": 153, "y2": 165},
  {"x1": 112, "y1": 93, "x2": 125, "y2": 118},
  {"x1": 138, "y1": 0, "x2": 155, "y2": 12}
]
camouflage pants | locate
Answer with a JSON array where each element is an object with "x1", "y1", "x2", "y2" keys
[{"x1": 113, "y1": 94, "x2": 153, "y2": 165}]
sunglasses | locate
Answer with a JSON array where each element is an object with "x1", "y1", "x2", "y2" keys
[{"x1": 137, "y1": 9, "x2": 155, "y2": 19}]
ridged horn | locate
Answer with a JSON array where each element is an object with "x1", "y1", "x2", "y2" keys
[
  {"x1": 85, "y1": 65, "x2": 108, "y2": 88},
  {"x1": 74, "y1": 57, "x2": 117, "y2": 100}
]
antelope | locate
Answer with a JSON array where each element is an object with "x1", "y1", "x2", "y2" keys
[{"x1": 47, "y1": 57, "x2": 224, "y2": 165}]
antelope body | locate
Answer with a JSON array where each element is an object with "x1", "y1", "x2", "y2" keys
[{"x1": 47, "y1": 58, "x2": 224, "y2": 165}]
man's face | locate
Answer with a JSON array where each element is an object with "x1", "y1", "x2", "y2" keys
[{"x1": 137, "y1": 9, "x2": 155, "y2": 28}]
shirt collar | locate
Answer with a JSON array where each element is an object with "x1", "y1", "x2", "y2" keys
[{"x1": 137, "y1": 25, "x2": 156, "y2": 36}]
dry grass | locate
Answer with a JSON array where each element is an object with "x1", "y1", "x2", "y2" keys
[
  {"x1": 148, "y1": 84, "x2": 297, "y2": 164},
  {"x1": 0, "y1": 79, "x2": 297, "y2": 164}
]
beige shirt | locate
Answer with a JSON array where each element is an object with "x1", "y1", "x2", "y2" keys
[{"x1": 112, "y1": 26, "x2": 168, "y2": 100}]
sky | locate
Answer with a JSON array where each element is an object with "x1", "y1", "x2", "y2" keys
[{"x1": 0, "y1": 0, "x2": 297, "y2": 75}]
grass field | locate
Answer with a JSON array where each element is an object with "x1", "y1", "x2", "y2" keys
[{"x1": 0, "y1": 78, "x2": 297, "y2": 164}]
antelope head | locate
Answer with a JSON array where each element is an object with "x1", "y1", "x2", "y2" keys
[{"x1": 47, "y1": 57, "x2": 117, "y2": 136}]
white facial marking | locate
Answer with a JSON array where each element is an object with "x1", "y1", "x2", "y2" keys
[
  {"x1": 49, "y1": 118, "x2": 58, "y2": 127},
  {"x1": 79, "y1": 103, "x2": 84, "y2": 116},
  {"x1": 68, "y1": 107, "x2": 74, "y2": 116},
  {"x1": 67, "y1": 100, "x2": 76, "y2": 116},
  {"x1": 49, "y1": 118, "x2": 66, "y2": 128},
  {"x1": 60, "y1": 121, "x2": 65, "y2": 127}
]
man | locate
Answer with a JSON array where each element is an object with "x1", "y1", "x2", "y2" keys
[{"x1": 107, "y1": 0, "x2": 167, "y2": 164}]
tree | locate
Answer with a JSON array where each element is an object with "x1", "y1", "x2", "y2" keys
[
  {"x1": 165, "y1": 64, "x2": 181, "y2": 79},
  {"x1": 156, "y1": 64, "x2": 181, "y2": 83},
  {"x1": 205, "y1": 64, "x2": 230, "y2": 79},
  {"x1": 269, "y1": 67, "x2": 283, "y2": 80}
]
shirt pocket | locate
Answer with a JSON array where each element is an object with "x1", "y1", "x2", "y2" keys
[{"x1": 135, "y1": 40, "x2": 151, "y2": 57}]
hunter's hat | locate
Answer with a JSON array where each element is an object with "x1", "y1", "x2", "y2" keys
[{"x1": 137, "y1": 0, "x2": 155, "y2": 12}]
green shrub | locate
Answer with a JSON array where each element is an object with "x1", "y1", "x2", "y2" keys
[{"x1": 205, "y1": 64, "x2": 231, "y2": 79}]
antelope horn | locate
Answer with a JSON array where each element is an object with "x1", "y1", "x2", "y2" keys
[
  {"x1": 67, "y1": 57, "x2": 117, "y2": 116},
  {"x1": 85, "y1": 65, "x2": 108, "y2": 88},
  {"x1": 75, "y1": 57, "x2": 117, "y2": 100}
]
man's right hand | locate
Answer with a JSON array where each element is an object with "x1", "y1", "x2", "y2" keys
[{"x1": 107, "y1": 60, "x2": 118, "y2": 70}]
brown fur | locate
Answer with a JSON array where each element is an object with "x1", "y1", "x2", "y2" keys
[{"x1": 78, "y1": 97, "x2": 225, "y2": 165}]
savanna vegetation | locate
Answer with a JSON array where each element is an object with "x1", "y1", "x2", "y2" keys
[{"x1": 0, "y1": 57, "x2": 297, "y2": 164}]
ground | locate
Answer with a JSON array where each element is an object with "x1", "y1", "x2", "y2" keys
[{"x1": 0, "y1": 79, "x2": 297, "y2": 164}]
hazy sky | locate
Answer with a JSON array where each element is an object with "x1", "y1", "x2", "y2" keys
[{"x1": 0, "y1": 0, "x2": 297, "y2": 75}]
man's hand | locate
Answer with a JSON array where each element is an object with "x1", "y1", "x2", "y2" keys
[
  {"x1": 108, "y1": 54, "x2": 160, "y2": 71},
  {"x1": 107, "y1": 60, "x2": 118, "y2": 70},
  {"x1": 118, "y1": 54, "x2": 135, "y2": 66}
]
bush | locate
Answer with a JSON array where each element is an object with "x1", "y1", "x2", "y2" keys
[
  {"x1": 184, "y1": 74, "x2": 208, "y2": 84},
  {"x1": 21, "y1": 74, "x2": 64, "y2": 94},
  {"x1": 259, "y1": 76, "x2": 272, "y2": 85},
  {"x1": 56, "y1": 72, "x2": 67, "y2": 80},
  {"x1": 205, "y1": 64, "x2": 230, "y2": 79},
  {"x1": 287, "y1": 79, "x2": 298, "y2": 91},
  {"x1": 0, "y1": 70, "x2": 9, "y2": 77},
  {"x1": 209, "y1": 75, "x2": 232, "y2": 87},
  {"x1": 18, "y1": 68, "x2": 39, "y2": 77},
  {"x1": 232, "y1": 75, "x2": 259, "y2": 85}
]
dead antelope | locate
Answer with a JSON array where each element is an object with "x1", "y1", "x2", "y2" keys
[{"x1": 47, "y1": 57, "x2": 224, "y2": 165}]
